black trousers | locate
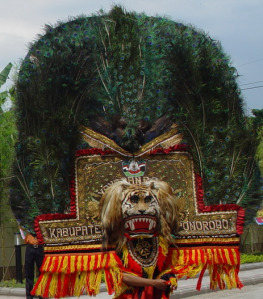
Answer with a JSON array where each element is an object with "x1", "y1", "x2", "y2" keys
[{"x1": 25, "y1": 244, "x2": 44, "y2": 298}]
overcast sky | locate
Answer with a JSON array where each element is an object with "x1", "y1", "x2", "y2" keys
[{"x1": 1, "y1": 0, "x2": 262, "y2": 113}]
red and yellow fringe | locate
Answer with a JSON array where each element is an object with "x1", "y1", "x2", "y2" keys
[
  {"x1": 32, "y1": 246, "x2": 243, "y2": 298},
  {"x1": 170, "y1": 246, "x2": 243, "y2": 290},
  {"x1": 31, "y1": 251, "x2": 123, "y2": 298}
]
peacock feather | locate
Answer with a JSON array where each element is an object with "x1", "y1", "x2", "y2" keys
[{"x1": 9, "y1": 6, "x2": 259, "y2": 232}]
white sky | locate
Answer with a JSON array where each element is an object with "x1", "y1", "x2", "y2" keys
[{"x1": 1, "y1": 0, "x2": 263, "y2": 113}]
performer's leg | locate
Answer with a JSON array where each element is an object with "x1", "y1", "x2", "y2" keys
[
  {"x1": 35, "y1": 245, "x2": 44, "y2": 273},
  {"x1": 35, "y1": 246, "x2": 45, "y2": 299},
  {"x1": 25, "y1": 245, "x2": 35, "y2": 299}
]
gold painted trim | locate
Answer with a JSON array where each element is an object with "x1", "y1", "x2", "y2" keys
[
  {"x1": 174, "y1": 237, "x2": 240, "y2": 244},
  {"x1": 44, "y1": 244, "x2": 103, "y2": 251},
  {"x1": 80, "y1": 125, "x2": 131, "y2": 156},
  {"x1": 79, "y1": 124, "x2": 182, "y2": 157}
]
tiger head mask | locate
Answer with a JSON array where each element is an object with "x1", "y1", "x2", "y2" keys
[{"x1": 100, "y1": 179, "x2": 179, "y2": 250}]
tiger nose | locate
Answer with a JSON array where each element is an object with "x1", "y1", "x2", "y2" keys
[{"x1": 138, "y1": 209, "x2": 146, "y2": 214}]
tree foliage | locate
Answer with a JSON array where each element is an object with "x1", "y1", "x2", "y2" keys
[
  {"x1": 240, "y1": 109, "x2": 263, "y2": 224},
  {"x1": 0, "y1": 64, "x2": 17, "y2": 225}
]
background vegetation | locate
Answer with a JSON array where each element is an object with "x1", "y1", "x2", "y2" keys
[{"x1": 0, "y1": 63, "x2": 17, "y2": 226}]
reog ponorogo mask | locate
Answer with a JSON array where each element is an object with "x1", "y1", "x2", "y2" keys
[{"x1": 10, "y1": 6, "x2": 256, "y2": 299}]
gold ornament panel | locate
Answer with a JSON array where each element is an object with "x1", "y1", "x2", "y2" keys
[{"x1": 38, "y1": 151, "x2": 238, "y2": 246}]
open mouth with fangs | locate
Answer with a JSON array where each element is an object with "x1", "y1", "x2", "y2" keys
[{"x1": 124, "y1": 215, "x2": 158, "y2": 235}]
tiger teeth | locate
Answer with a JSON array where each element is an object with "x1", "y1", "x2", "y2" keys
[
  {"x1": 129, "y1": 220, "x2": 135, "y2": 230},
  {"x1": 125, "y1": 218, "x2": 156, "y2": 231},
  {"x1": 149, "y1": 219, "x2": 153, "y2": 230}
]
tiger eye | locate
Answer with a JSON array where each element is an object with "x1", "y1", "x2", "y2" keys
[
  {"x1": 144, "y1": 195, "x2": 152, "y2": 203},
  {"x1": 130, "y1": 194, "x2": 139, "y2": 203}
]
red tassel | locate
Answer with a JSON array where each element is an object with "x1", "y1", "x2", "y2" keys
[
  {"x1": 66, "y1": 256, "x2": 71, "y2": 274},
  {"x1": 105, "y1": 253, "x2": 112, "y2": 269},
  {"x1": 183, "y1": 249, "x2": 188, "y2": 264},
  {"x1": 94, "y1": 254, "x2": 99, "y2": 270},
  {"x1": 31, "y1": 272, "x2": 44, "y2": 295},
  {"x1": 80, "y1": 255, "x2": 84, "y2": 272},
  {"x1": 221, "y1": 249, "x2": 227, "y2": 264},
  {"x1": 196, "y1": 263, "x2": 207, "y2": 291},
  {"x1": 86, "y1": 271, "x2": 91, "y2": 295},
  {"x1": 61, "y1": 274, "x2": 70, "y2": 298},
  {"x1": 69, "y1": 272, "x2": 77, "y2": 296},
  {"x1": 235, "y1": 270, "x2": 244, "y2": 289},
  {"x1": 217, "y1": 269, "x2": 225, "y2": 290},
  {"x1": 157, "y1": 246, "x2": 167, "y2": 271},
  {"x1": 216, "y1": 248, "x2": 223, "y2": 264},
  {"x1": 127, "y1": 253, "x2": 142, "y2": 275},
  {"x1": 200, "y1": 249, "x2": 205, "y2": 264},
  {"x1": 56, "y1": 273, "x2": 62, "y2": 298},
  {"x1": 189, "y1": 249, "x2": 193, "y2": 264},
  {"x1": 42, "y1": 256, "x2": 52, "y2": 272},
  {"x1": 162, "y1": 250, "x2": 173, "y2": 272},
  {"x1": 52, "y1": 257, "x2": 59, "y2": 273},
  {"x1": 43, "y1": 273, "x2": 53, "y2": 298},
  {"x1": 228, "y1": 249, "x2": 236, "y2": 265},
  {"x1": 104, "y1": 269, "x2": 114, "y2": 295}
]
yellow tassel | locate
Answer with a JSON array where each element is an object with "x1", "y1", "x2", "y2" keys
[
  {"x1": 113, "y1": 279, "x2": 131, "y2": 298},
  {"x1": 90, "y1": 255, "x2": 95, "y2": 270},
  {"x1": 109, "y1": 252, "x2": 119, "y2": 268},
  {"x1": 74, "y1": 271, "x2": 86, "y2": 296},
  {"x1": 48, "y1": 273, "x2": 58, "y2": 297},
  {"x1": 122, "y1": 244, "x2": 129, "y2": 268},
  {"x1": 109, "y1": 266, "x2": 122, "y2": 295},
  {"x1": 90, "y1": 270, "x2": 96, "y2": 288},
  {"x1": 191, "y1": 248, "x2": 196, "y2": 263},
  {"x1": 60, "y1": 272, "x2": 65, "y2": 295},
  {"x1": 224, "y1": 249, "x2": 231, "y2": 265},
  {"x1": 178, "y1": 249, "x2": 185, "y2": 265},
  {"x1": 170, "y1": 277, "x2": 177, "y2": 288},
  {"x1": 95, "y1": 271, "x2": 102, "y2": 294},
  {"x1": 171, "y1": 249, "x2": 178, "y2": 265},
  {"x1": 41, "y1": 256, "x2": 51, "y2": 271},
  {"x1": 159, "y1": 236, "x2": 169, "y2": 256},
  {"x1": 61, "y1": 256, "x2": 69, "y2": 272},
  {"x1": 185, "y1": 249, "x2": 190, "y2": 264},
  {"x1": 231, "y1": 248, "x2": 238, "y2": 265},
  {"x1": 218, "y1": 248, "x2": 224, "y2": 264},
  {"x1": 231, "y1": 268, "x2": 238, "y2": 288},
  {"x1": 97, "y1": 253, "x2": 102, "y2": 269},
  {"x1": 101, "y1": 252, "x2": 108, "y2": 268},
  {"x1": 207, "y1": 248, "x2": 212, "y2": 263},
  {"x1": 82, "y1": 255, "x2": 88, "y2": 271},
  {"x1": 198, "y1": 248, "x2": 203, "y2": 263},
  {"x1": 186, "y1": 265, "x2": 204, "y2": 278},
  {"x1": 213, "y1": 248, "x2": 219, "y2": 264},
  {"x1": 143, "y1": 265, "x2": 155, "y2": 279},
  {"x1": 76, "y1": 256, "x2": 82, "y2": 271},
  {"x1": 209, "y1": 268, "x2": 217, "y2": 290},
  {"x1": 70, "y1": 256, "x2": 76, "y2": 273},
  {"x1": 56, "y1": 255, "x2": 63, "y2": 271},
  {"x1": 223, "y1": 270, "x2": 232, "y2": 289},
  {"x1": 34, "y1": 272, "x2": 49, "y2": 296}
]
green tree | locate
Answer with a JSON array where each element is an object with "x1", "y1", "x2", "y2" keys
[
  {"x1": 0, "y1": 64, "x2": 17, "y2": 225},
  {"x1": 241, "y1": 109, "x2": 263, "y2": 224}
]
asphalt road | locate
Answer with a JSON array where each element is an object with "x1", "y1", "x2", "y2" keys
[{"x1": 184, "y1": 282, "x2": 263, "y2": 299}]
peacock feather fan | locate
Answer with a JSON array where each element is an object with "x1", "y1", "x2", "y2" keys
[{"x1": 10, "y1": 6, "x2": 259, "y2": 233}]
